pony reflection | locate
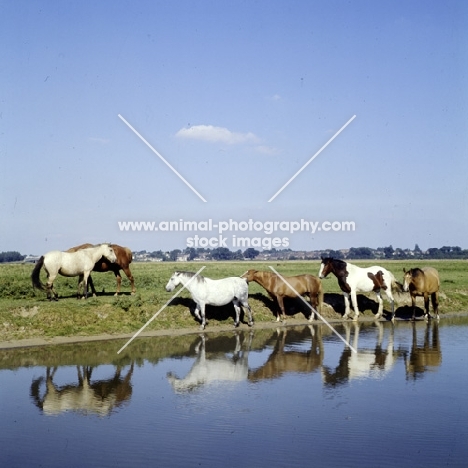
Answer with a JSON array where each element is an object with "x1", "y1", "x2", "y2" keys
[
  {"x1": 167, "y1": 333, "x2": 251, "y2": 392},
  {"x1": 322, "y1": 322, "x2": 399, "y2": 386},
  {"x1": 405, "y1": 321, "x2": 441, "y2": 380},
  {"x1": 30, "y1": 364, "x2": 134, "y2": 416},
  {"x1": 248, "y1": 326, "x2": 323, "y2": 382}
]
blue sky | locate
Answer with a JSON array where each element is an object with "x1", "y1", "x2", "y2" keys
[{"x1": 1, "y1": 0, "x2": 467, "y2": 254}]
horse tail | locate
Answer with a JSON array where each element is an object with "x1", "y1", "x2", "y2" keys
[
  {"x1": 124, "y1": 247, "x2": 133, "y2": 264},
  {"x1": 31, "y1": 256, "x2": 46, "y2": 291}
]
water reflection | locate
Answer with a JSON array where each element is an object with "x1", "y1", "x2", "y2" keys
[
  {"x1": 405, "y1": 321, "x2": 442, "y2": 380},
  {"x1": 248, "y1": 326, "x2": 323, "y2": 382},
  {"x1": 0, "y1": 321, "x2": 446, "y2": 416},
  {"x1": 167, "y1": 333, "x2": 251, "y2": 392},
  {"x1": 30, "y1": 364, "x2": 134, "y2": 417},
  {"x1": 322, "y1": 322, "x2": 401, "y2": 386}
]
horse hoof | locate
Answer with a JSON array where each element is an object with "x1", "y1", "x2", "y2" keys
[
  {"x1": 234, "y1": 322, "x2": 240, "y2": 328},
  {"x1": 248, "y1": 321, "x2": 254, "y2": 327}
]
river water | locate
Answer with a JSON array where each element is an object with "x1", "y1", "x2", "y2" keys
[{"x1": 1, "y1": 317, "x2": 467, "y2": 468}]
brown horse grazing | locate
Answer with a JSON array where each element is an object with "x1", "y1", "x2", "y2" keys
[
  {"x1": 241, "y1": 269, "x2": 323, "y2": 322},
  {"x1": 403, "y1": 267, "x2": 440, "y2": 321},
  {"x1": 67, "y1": 243, "x2": 135, "y2": 296}
]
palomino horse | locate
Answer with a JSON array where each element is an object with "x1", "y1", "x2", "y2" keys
[
  {"x1": 67, "y1": 243, "x2": 135, "y2": 296},
  {"x1": 319, "y1": 257, "x2": 402, "y2": 321},
  {"x1": 403, "y1": 267, "x2": 440, "y2": 320},
  {"x1": 241, "y1": 269, "x2": 323, "y2": 322},
  {"x1": 165, "y1": 271, "x2": 254, "y2": 330},
  {"x1": 31, "y1": 243, "x2": 117, "y2": 300}
]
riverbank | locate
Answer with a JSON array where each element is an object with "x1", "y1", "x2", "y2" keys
[{"x1": 1, "y1": 260, "x2": 467, "y2": 349}]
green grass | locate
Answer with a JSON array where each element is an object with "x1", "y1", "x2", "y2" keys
[{"x1": 1, "y1": 259, "x2": 467, "y2": 342}]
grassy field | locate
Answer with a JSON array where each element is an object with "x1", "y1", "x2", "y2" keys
[{"x1": 1, "y1": 259, "x2": 467, "y2": 342}]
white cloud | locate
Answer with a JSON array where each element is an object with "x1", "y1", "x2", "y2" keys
[{"x1": 175, "y1": 125, "x2": 260, "y2": 145}]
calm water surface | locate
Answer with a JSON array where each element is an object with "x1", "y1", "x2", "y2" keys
[{"x1": 1, "y1": 316, "x2": 467, "y2": 468}]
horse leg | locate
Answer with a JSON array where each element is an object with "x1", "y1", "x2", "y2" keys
[
  {"x1": 374, "y1": 290, "x2": 383, "y2": 320},
  {"x1": 88, "y1": 275, "x2": 97, "y2": 297},
  {"x1": 77, "y1": 274, "x2": 84, "y2": 299},
  {"x1": 431, "y1": 292, "x2": 439, "y2": 320},
  {"x1": 199, "y1": 303, "x2": 207, "y2": 330},
  {"x1": 343, "y1": 293, "x2": 351, "y2": 319},
  {"x1": 232, "y1": 299, "x2": 241, "y2": 328},
  {"x1": 193, "y1": 303, "x2": 202, "y2": 322},
  {"x1": 424, "y1": 293, "x2": 431, "y2": 320},
  {"x1": 83, "y1": 272, "x2": 91, "y2": 300},
  {"x1": 308, "y1": 291, "x2": 318, "y2": 322},
  {"x1": 411, "y1": 294, "x2": 417, "y2": 321},
  {"x1": 350, "y1": 291, "x2": 360, "y2": 321},
  {"x1": 276, "y1": 295, "x2": 286, "y2": 322},
  {"x1": 385, "y1": 291, "x2": 396, "y2": 322},
  {"x1": 122, "y1": 266, "x2": 136, "y2": 295},
  {"x1": 240, "y1": 299, "x2": 254, "y2": 326},
  {"x1": 46, "y1": 273, "x2": 58, "y2": 301},
  {"x1": 114, "y1": 271, "x2": 122, "y2": 296}
]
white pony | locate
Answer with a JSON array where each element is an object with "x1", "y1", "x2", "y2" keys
[
  {"x1": 165, "y1": 271, "x2": 254, "y2": 330},
  {"x1": 31, "y1": 243, "x2": 117, "y2": 300},
  {"x1": 319, "y1": 257, "x2": 402, "y2": 321}
]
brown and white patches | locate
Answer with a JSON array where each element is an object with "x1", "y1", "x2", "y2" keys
[{"x1": 367, "y1": 270, "x2": 387, "y2": 292}]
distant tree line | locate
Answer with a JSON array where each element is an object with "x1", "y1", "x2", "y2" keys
[
  {"x1": 136, "y1": 244, "x2": 468, "y2": 261},
  {"x1": 343, "y1": 245, "x2": 468, "y2": 260},
  {"x1": 0, "y1": 251, "x2": 25, "y2": 263},
  {"x1": 139, "y1": 247, "x2": 261, "y2": 261},
  {"x1": 5, "y1": 245, "x2": 468, "y2": 264}
]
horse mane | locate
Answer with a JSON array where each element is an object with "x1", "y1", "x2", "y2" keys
[
  {"x1": 322, "y1": 257, "x2": 346, "y2": 267},
  {"x1": 176, "y1": 271, "x2": 206, "y2": 283}
]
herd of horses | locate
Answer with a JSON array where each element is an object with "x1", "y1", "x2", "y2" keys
[{"x1": 31, "y1": 243, "x2": 441, "y2": 329}]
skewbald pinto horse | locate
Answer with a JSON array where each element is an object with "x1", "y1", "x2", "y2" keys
[
  {"x1": 67, "y1": 243, "x2": 135, "y2": 296},
  {"x1": 403, "y1": 267, "x2": 440, "y2": 321},
  {"x1": 319, "y1": 257, "x2": 402, "y2": 321},
  {"x1": 241, "y1": 269, "x2": 323, "y2": 322}
]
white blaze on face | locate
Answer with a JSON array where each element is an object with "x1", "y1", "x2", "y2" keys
[
  {"x1": 403, "y1": 274, "x2": 410, "y2": 292},
  {"x1": 318, "y1": 262, "x2": 325, "y2": 278}
]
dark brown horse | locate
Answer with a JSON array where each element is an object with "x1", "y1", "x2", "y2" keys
[
  {"x1": 403, "y1": 267, "x2": 439, "y2": 320},
  {"x1": 67, "y1": 243, "x2": 135, "y2": 296},
  {"x1": 241, "y1": 269, "x2": 323, "y2": 322}
]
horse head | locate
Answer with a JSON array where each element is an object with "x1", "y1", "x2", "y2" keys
[
  {"x1": 319, "y1": 257, "x2": 333, "y2": 278},
  {"x1": 101, "y1": 243, "x2": 117, "y2": 263},
  {"x1": 319, "y1": 257, "x2": 348, "y2": 280},
  {"x1": 165, "y1": 272, "x2": 181, "y2": 292},
  {"x1": 402, "y1": 268, "x2": 423, "y2": 292},
  {"x1": 241, "y1": 269, "x2": 257, "y2": 282}
]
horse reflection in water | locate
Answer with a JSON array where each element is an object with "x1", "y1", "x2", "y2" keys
[
  {"x1": 167, "y1": 333, "x2": 252, "y2": 392},
  {"x1": 30, "y1": 364, "x2": 134, "y2": 416},
  {"x1": 322, "y1": 322, "x2": 399, "y2": 386},
  {"x1": 405, "y1": 321, "x2": 441, "y2": 380},
  {"x1": 248, "y1": 326, "x2": 323, "y2": 382}
]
